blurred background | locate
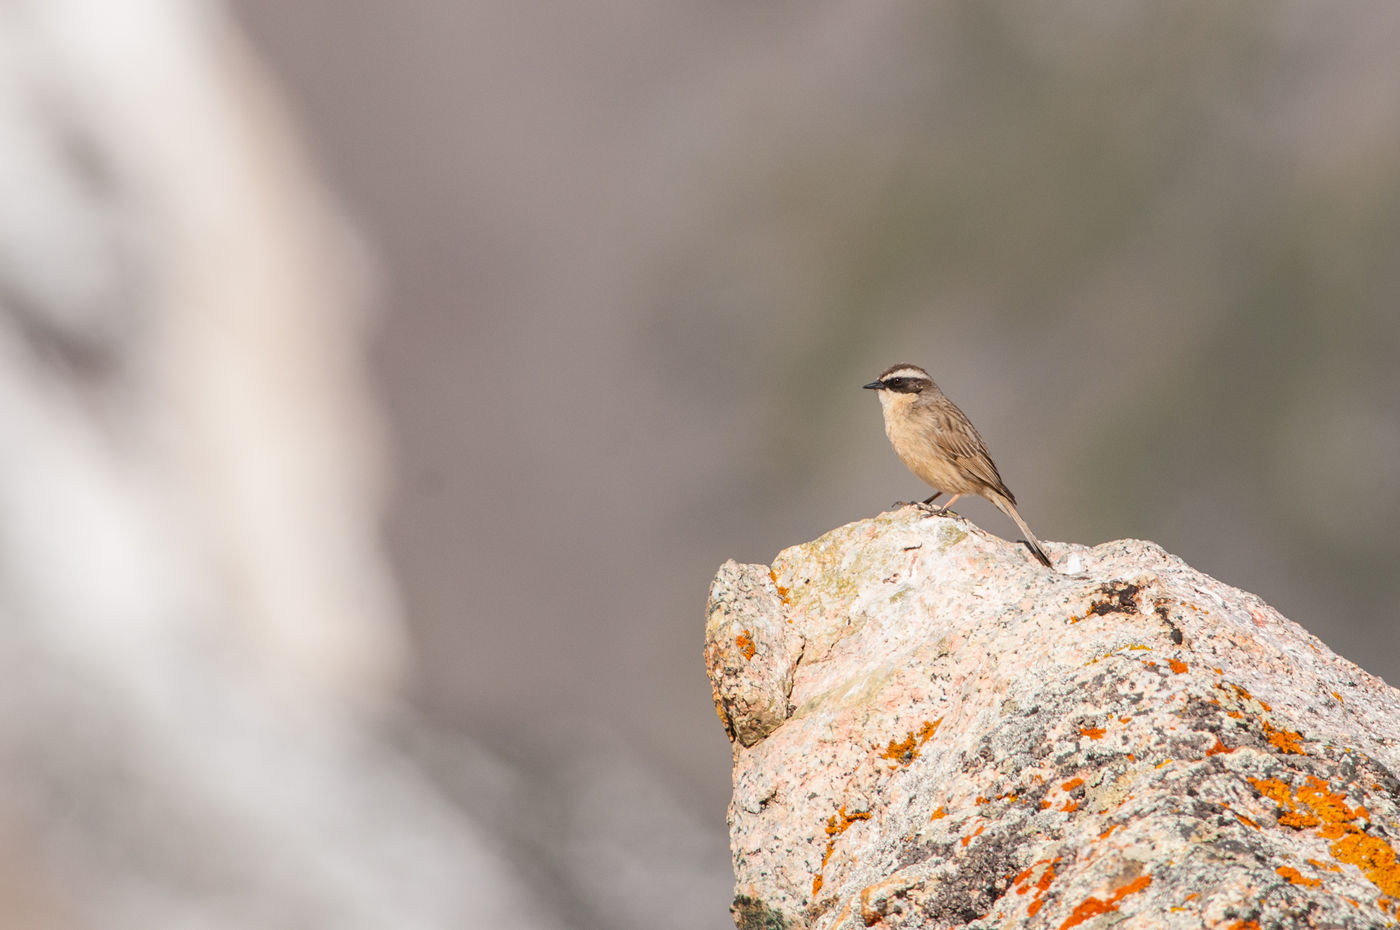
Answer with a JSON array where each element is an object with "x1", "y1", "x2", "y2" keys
[{"x1": 1, "y1": 1, "x2": 1398, "y2": 927}]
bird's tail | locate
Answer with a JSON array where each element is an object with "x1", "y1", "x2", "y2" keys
[{"x1": 990, "y1": 494, "x2": 1053, "y2": 569}]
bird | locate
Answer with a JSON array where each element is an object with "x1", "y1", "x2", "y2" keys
[{"x1": 863, "y1": 363, "x2": 1053, "y2": 568}]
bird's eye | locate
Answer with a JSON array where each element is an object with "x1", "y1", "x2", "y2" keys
[{"x1": 889, "y1": 379, "x2": 904, "y2": 388}]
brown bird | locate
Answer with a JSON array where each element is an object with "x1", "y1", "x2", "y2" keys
[{"x1": 864, "y1": 363, "x2": 1053, "y2": 568}]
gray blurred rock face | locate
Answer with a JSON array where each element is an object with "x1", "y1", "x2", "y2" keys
[
  {"x1": 708, "y1": 509, "x2": 1400, "y2": 929},
  {"x1": 0, "y1": 4, "x2": 573, "y2": 928}
]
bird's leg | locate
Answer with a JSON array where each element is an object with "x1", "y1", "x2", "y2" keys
[
  {"x1": 921, "y1": 492, "x2": 943, "y2": 505},
  {"x1": 931, "y1": 493, "x2": 963, "y2": 514}
]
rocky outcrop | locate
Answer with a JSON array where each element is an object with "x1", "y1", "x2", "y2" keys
[{"x1": 705, "y1": 508, "x2": 1400, "y2": 929}]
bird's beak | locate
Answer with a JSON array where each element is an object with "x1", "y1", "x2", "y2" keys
[{"x1": 862, "y1": 380, "x2": 884, "y2": 391}]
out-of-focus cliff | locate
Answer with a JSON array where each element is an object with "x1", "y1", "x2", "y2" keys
[{"x1": 0, "y1": 5, "x2": 565, "y2": 928}]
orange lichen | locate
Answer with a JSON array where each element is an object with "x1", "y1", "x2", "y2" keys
[
  {"x1": 1332, "y1": 691, "x2": 1345, "y2": 702},
  {"x1": 1080, "y1": 726, "x2": 1106, "y2": 740},
  {"x1": 1062, "y1": 777, "x2": 1085, "y2": 792},
  {"x1": 878, "y1": 718, "x2": 942, "y2": 766},
  {"x1": 1218, "y1": 681, "x2": 1271, "y2": 711},
  {"x1": 1306, "y1": 858, "x2": 1341, "y2": 873},
  {"x1": 1279, "y1": 810, "x2": 1321, "y2": 829},
  {"x1": 930, "y1": 805, "x2": 947, "y2": 820},
  {"x1": 735, "y1": 631, "x2": 756, "y2": 660},
  {"x1": 825, "y1": 805, "x2": 870, "y2": 838},
  {"x1": 1060, "y1": 874, "x2": 1152, "y2": 929},
  {"x1": 1168, "y1": 658, "x2": 1189, "y2": 674},
  {"x1": 879, "y1": 733, "x2": 917, "y2": 764},
  {"x1": 1298, "y1": 777, "x2": 1360, "y2": 823},
  {"x1": 1206, "y1": 737, "x2": 1233, "y2": 756},
  {"x1": 768, "y1": 570, "x2": 791, "y2": 605},
  {"x1": 1012, "y1": 857, "x2": 1061, "y2": 918},
  {"x1": 1235, "y1": 812, "x2": 1261, "y2": 830},
  {"x1": 1250, "y1": 773, "x2": 1400, "y2": 899},
  {"x1": 1226, "y1": 922, "x2": 1260, "y2": 930},
  {"x1": 1100, "y1": 824, "x2": 1120, "y2": 840},
  {"x1": 1332, "y1": 832, "x2": 1400, "y2": 897},
  {"x1": 1263, "y1": 721, "x2": 1305, "y2": 754},
  {"x1": 813, "y1": 805, "x2": 871, "y2": 895},
  {"x1": 1184, "y1": 893, "x2": 1199, "y2": 902},
  {"x1": 1061, "y1": 799, "x2": 1080, "y2": 812},
  {"x1": 1248, "y1": 777, "x2": 1292, "y2": 806},
  {"x1": 1277, "y1": 865, "x2": 1321, "y2": 887},
  {"x1": 976, "y1": 796, "x2": 989, "y2": 804},
  {"x1": 1040, "y1": 800, "x2": 1051, "y2": 810},
  {"x1": 959, "y1": 823, "x2": 985, "y2": 846}
]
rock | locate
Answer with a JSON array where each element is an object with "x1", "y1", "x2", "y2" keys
[
  {"x1": 704, "y1": 507, "x2": 1400, "y2": 929},
  {"x1": 706, "y1": 560, "x2": 804, "y2": 747}
]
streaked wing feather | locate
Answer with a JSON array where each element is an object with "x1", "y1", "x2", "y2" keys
[{"x1": 935, "y1": 404, "x2": 1011, "y2": 498}]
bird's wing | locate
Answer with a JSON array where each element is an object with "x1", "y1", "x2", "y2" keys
[{"x1": 933, "y1": 404, "x2": 1013, "y2": 500}]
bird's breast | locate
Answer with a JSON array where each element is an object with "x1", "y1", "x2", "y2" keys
[{"x1": 885, "y1": 412, "x2": 981, "y2": 494}]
